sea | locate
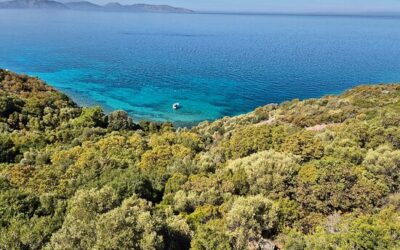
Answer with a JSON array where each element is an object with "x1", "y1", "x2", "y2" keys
[{"x1": 1, "y1": 10, "x2": 400, "y2": 125}]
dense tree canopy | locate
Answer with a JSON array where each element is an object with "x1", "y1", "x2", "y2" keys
[{"x1": 0, "y1": 69, "x2": 399, "y2": 249}]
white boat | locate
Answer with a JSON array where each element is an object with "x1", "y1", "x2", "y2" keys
[{"x1": 172, "y1": 103, "x2": 181, "y2": 110}]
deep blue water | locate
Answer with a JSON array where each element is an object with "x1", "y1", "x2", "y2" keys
[{"x1": 1, "y1": 10, "x2": 400, "y2": 125}]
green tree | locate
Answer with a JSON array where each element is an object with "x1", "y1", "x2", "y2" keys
[
  {"x1": 71, "y1": 106, "x2": 105, "y2": 128},
  {"x1": 47, "y1": 187, "x2": 118, "y2": 250},
  {"x1": 94, "y1": 196, "x2": 163, "y2": 250},
  {"x1": 226, "y1": 150, "x2": 300, "y2": 198},
  {"x1": 363, "y1": 145, "x2": 400, "y2": 192},
  {"x1": 106, "y1": 110, "x2": 134, "y2": 131},
  {"x1": 0, "y1": 133, "x2": 15, "y2": 162},
  {"x1": 225, "y1": 195, "x2": 280, "y2": 249},
  {"x1": 191, "y1": 219, "x2": 231, "y2": 250}
]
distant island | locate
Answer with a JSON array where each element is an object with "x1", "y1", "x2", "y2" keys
[
  {"x1": 1, "y1": 1, "x2": 399, "y2": 17},
  {"x1": 0, "y1": 0, "x2": 194, "y2": 13}
]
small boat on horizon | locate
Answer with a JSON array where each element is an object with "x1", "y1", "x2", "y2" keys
[{"x1": 172, "y1": 102, "x2": 181, "y2": 110}]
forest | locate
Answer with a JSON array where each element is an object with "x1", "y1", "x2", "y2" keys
[{"x1": 0, "y1": 69, "x2": 399, "y2": 249}]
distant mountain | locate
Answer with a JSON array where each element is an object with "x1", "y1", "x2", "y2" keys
[
  {"x1": 101, "y1": 2, "x2": 193, "y2": 13},
  {"x1": 65, "y1": 1, "x2": 101, "y2": 10},
  {"x1": 105, "y1": 3, "x2": 193, "y2": 13},
  {"x1": 0, "y1": 0, "x2": 67, "y2": 9},
  {"x1": 0, "y1": 0, "x2": 194, "y2": 13},
  {"x1": 103, "y1": 1, "x2": 122, "y2": 9}
]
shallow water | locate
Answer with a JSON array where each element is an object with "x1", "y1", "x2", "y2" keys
[{"x1": 1, "y1": 10, "x2": 400, "y2": 125}]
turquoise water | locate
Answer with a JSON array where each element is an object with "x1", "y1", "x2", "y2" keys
[{"x1": 1, "y1": 10, "x2": 400, "y2": 125}]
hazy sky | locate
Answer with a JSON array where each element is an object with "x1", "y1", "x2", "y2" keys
[{"x1": 86, "y1": 0, "x2": 400, "y2": 13}]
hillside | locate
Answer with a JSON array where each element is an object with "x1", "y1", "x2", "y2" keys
[
  {"x1": 0, "y1": 0, "x2": 67, "y2": 9},
  {"x1": 0, "y1": 69, "x2": 399, "y2": 249}
]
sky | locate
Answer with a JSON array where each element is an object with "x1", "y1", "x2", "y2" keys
[{"x1": 85, "y1": 0, "x2": 400, "y2": 13}]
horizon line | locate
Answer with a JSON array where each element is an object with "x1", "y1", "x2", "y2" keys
[{"x1": 1, "y1": 0, "x2": 400, "y2": 17}]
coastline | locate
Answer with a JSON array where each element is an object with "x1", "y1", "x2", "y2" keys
[{"x1": 3, "y1": 68, "x2": 398, "y2": 128}]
